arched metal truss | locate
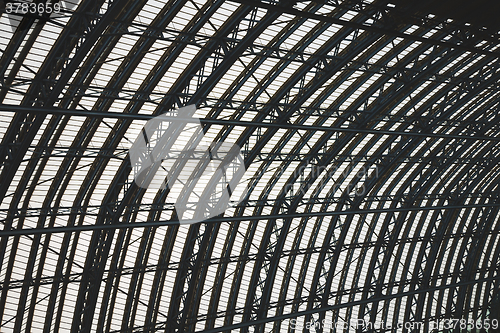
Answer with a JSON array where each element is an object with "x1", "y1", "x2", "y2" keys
[{"x1": 1, "y1": 0, "x2": 500, "y2": 332}]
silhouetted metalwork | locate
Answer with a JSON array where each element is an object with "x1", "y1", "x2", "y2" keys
[{"x1": 0, "y1": 0, "x2": 499, "y2": 332}]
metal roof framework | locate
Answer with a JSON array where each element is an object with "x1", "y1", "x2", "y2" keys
[{"x1": 0, "y1": 0, "x2": 500, "y2": 332}]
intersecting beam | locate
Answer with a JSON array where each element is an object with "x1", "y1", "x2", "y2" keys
[
  {"x1": 1, "y1": 104, "x2": 500, "y2": 141},
  {"x1": 232, "y1": 0, "x2": 500, "y2": 58},
  {"x1": 19, "y1": 146, "x2": 500, "y2": 165},
  {"x1": 2, "y1": 191, "x2": 496, "y2": 219},
  {"x1": 1, "y1": 202, "x2": 500, "y2": 237},
  {"x1": 195, "y1": 276, "x2": 500, "y2": 333}
]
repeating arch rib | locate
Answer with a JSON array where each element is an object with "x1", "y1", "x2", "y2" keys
[{"x1": 1, "y1": 0, "x2": 500, "y2": 332}]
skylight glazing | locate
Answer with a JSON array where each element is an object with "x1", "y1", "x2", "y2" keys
[{"x1": 1, "y1": 0, "x2": 500, "y2": 332}]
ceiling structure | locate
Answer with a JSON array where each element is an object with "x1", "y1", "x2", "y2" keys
[{"x1": 1, "y1": 0, "x2": 500, "y2": 332}]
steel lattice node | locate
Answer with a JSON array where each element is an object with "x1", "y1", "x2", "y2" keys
[{"x1": 129, "y1": 105, "x2": 248, "y2": 224}]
